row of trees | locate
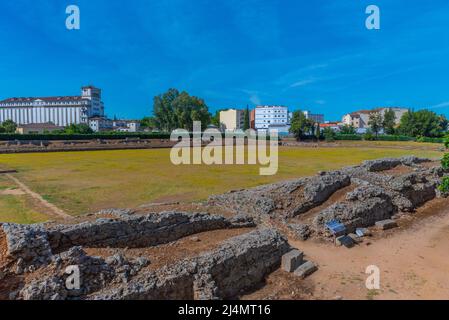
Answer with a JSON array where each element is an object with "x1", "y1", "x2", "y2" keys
[
  {"x1": 289, "y1": 108, "x2": 448, "y2": 142},
  {"x1": 367, "y1": 109, "x2": 448, "y2": 138}
]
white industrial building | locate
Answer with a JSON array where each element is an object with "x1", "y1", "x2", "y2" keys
[{"x1": 0, "y1": 85, "x2": 105, "y2": 127}]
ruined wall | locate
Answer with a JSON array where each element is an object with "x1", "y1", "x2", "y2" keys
[
  {"x1": 47, "y1": 211, "x2": 254, "y2": 251},
  {"x1": 88, "y1": 228, "x2": 290, "y2": 300},
  {"x1": 209, "y1": 171, "x2": 350, "y2": 219}
]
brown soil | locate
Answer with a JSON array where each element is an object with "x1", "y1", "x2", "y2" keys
[
  {"x1": 84, "y1": 227, "x2": 254, "y2": 272},
  {"x1": 272, "y1": 186, "x2": 305, "y2": 217},
  {"x1": 252, "y1": 196, "x2": 449, "y2": 300},
  {"x1": 0, "y1": 188, "x2": 26, "y2": 196},
  {"x1": 0, "y1": 229, "x2": 8, "y2": 266},
  {"x1": 289, "y1": 184, "x2": 356, "y2": 224},
  {"x1": 380, "y1": 165, "x2": 414, "y2": 176},
  {"x1": 419, "y1": 161, "x2": 441, "y2": 169},
  {"x1": 241, "y1": 268, "x2": 316, "y2": 300}
]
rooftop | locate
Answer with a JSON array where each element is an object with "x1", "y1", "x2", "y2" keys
[
  {"x1": 17, "y1": 123, "x2": 64, "y2": 129},
  {"x1": 0, "y1": 96, "x2": 85, "y2": 104}
]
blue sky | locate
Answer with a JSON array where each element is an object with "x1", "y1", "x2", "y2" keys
[{"x1": 1, "y1": 0, "x2": 449, "y2": 121}]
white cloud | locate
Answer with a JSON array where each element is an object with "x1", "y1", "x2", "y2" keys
[
  {"x1": 289, "y1": 79, "x2": 316, "y2": 88},
  {"x1": 430, "y1": 101, "x2": 449, "y2": 109}
]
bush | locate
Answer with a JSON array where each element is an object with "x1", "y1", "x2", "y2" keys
[
  {"x1": 442, "y1": 153, "x2": 449, "y2": 170},
  {"x1": 0, "y1": 133, "x2": 172, "y2": 141},
  {"x1": 438, "y1": 177, "x2": 449, "y2": 194},
  {"x1": 376, "y1": 135, "x2": 415, "y2": 142},
  {"x1": 322, "y1": 128, "x2": 336, "y2": 142},
  {"x1": 334, "y1": 134, "x2": 362, "y2": 141},
  {"x1": 416, "y1": 136, "x2": 444, "y2": 144},
  {"x1": 363, "y1": 131, "x2": 376, "y2": 141},
  {"x1": 445, "y1": 134, "x2": 449, "y2": 149}
]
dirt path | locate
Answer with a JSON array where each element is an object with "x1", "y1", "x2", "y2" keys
[
  {"x1": 5, "y1": 174, "x2": 72, "y2": 220},
  {"x1": 287, "y1": 198, "x2": 449, "y2": 300}
]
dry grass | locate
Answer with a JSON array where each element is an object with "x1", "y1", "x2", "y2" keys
[{"x1": 0, "y1": 143, "x2": 443, "y2": 222}]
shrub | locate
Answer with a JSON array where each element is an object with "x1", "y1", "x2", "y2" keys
[
  {"x1": 442, "y1": 153, "x2": 449, "y2": 170},
  {"x1": 334, "y1": 134, "x2": 362, "y2": 141},
  {"x1": 416, "y1": 136, "x2": 444, "y2": 144},
  {"x1": 0, "y1": 133, "x2": 172, "y2": 141},
  {"x1": 363, "y1": 131, "x2": 375, "y2": 141},
  {"x1": 438, "y1": 177, "x2": 449, "y2": 194},
  {"x1": 377, "y1": 135, "x2": 415, "y2": 142},
  {"x1": 322, "y1": 128, "x2": 336, "y2": 142}
]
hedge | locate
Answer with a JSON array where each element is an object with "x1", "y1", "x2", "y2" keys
[
  {"x1": 416, "y1": 136, "x2": 445, "y2": 144},
  {"x1": 376, "y1": 135, "x2": 415, "y2": 141},
  {"x1": 334, "y1": 134, "x2": 363, "y2": 141},
  {"x1": 0, "y1": 133, "x2": 172, "y2": 141}
]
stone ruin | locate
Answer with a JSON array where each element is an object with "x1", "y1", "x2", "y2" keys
[
  {"x1": 0, "y1": 156, "x2": 447, "y2": 300},
  {"x1": 209, "y1": 156, "x2": 447, "y2": 240}
]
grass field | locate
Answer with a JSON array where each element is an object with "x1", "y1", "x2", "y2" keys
[
  {"x1": 0, "y1": 142, "x2": 444, "y2": 223},
  {"x1": 0, "y1": 176, "x2": 49, "y2": 224}
]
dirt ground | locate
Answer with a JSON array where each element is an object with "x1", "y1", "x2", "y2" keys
[
  {"x1": 84, "y1": 227, "x2": 254, "y2": 272},
  {"x1": 246, "y1": 196, "x2": 449, "y2": 300}
]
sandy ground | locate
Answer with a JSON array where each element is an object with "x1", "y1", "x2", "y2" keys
[{"x1": 258, "y1": 197, "x2": 449, "y2": 300}]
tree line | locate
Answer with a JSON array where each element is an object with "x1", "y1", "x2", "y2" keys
[{"x1": 289, "y1": 108, "x2": 448, "y2": 141}]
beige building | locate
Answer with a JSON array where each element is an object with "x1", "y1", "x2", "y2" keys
[
  {"x1": 342, "y1": 107, "x2": 408, "y2": 129},
  {"x1": 16, "y1": 123, "x2": 64, "y2": 134},
  {"x1": 219, "y1": 109, "x2": 245, "y2": 132}
]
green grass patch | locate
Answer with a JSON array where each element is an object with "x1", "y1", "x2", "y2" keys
[{"x1": 0, "y1": 145, "x2": 442, "y2": 217}]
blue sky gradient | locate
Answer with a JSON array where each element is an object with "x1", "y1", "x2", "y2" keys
[{"x1": 1, "y1": 0, "x2": 448, "y2": 121}]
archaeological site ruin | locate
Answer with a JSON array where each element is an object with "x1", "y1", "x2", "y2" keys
[{"x1": 1, "y1": 156, "x2": 447, "y2": 300}]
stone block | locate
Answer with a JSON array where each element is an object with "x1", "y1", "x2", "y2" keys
[
  {"x1": 375, "y1": 219, "x2": 398, "y2": 230},
  {"x1": 281, "y1": 250, "x2": 304, "y2": 273},
  {"x1": 293, "y1": 261, "x2": 318, "y2": 279}
]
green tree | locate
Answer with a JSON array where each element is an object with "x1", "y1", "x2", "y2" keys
[
  {"x1": 289, "y1": 110, "x2": 313, "y2": 140},
  {"x1": 323, "y1": 127, "x2": 336, "y2": 142},
  {"x1": 1, "y1": 120, "x2": 17, "y2": 133},
  {"x1": 210, "y1": 110, "x2": 221, "y2": 127},
  {"x1": 315, "y1": 123, "x2": 321, "y2": 139},
  {"x1": 243, "y1": 105, "x2": 250, "y2": 131},
  {"x1": 382, "y1": 108, "x2": 396, "y2": 135},
  {"x1": 153, "y1": 89, "x2": 210, "y2": 132},
  {"x1": 368, "y1": 112, "x2": 383, "y2": 138},
  {"x1": 140, "y1": 117, "x2": 157, "y2": 130},
  {"x1": 64, "y1": 124, "x2": 93, "y2": 134},
  {"x1": 399, "y1": 110, "x2": 447, "y2": 137},
  {"x1": 340, "y1": 124, "x2": 356, "y2": 135}
]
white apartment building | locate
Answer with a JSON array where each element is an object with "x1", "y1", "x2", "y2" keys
[
  {"x1": 219, "y1": 109, "x2": 245, "y2": 132},
  {"x1": 254, "y1": 106, "x2": 289, "y2": 132},
  {"x1": 0, "y1": 86, "x2": 105, "y2": 127}
]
